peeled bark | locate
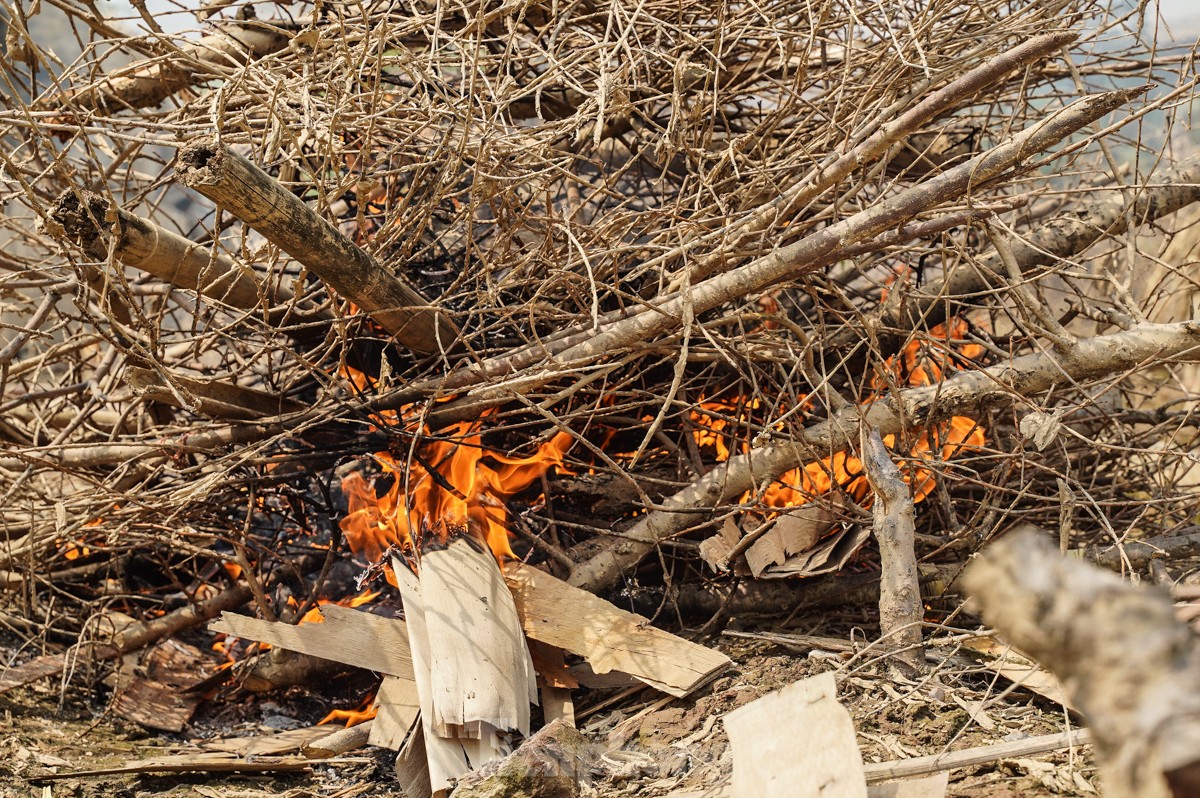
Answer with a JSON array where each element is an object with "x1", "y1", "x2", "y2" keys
[{"x1": 176, "y1": 138, "x2": 458, "y2": 356}]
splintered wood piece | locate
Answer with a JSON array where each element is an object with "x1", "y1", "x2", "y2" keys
[
  {"x1": 505, "y1": 562, "x2": 731, "y2": 697},
  {"x1": 724, "y1": 672, "x2": 866, "y2": 798},
  {"x1": 421, "y1": 538, "x2": 537, "y2": 737},
  {"x1": 203, "y1": 726, "x2": 332, "y2": 756},
  {"x1": 209, "y1": 605, "x2": 413, "y2": 678},
  {"x1": 370, "y1": 675, "x2": 422, "y2": 750},
  {"x1": 392, "y1": 558, "x2": 472, "y2": 797},
  {"x1": 111, "y1": 640, "x2": 212, "y2": 732}
]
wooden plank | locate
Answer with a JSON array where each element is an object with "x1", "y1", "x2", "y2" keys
[
  {"x1": 724, "y1": 672, "x2": 866, "y2": 798},
  {"x1": 421, "y1": 538, "x2": 537, "y2": 737},
  {"x1": 505, "y1": 562, "x2": 731, "y2": 697},
  {"x1": 392, "y1": 558, "x2": 472, "y2": 797},
  {"x1": 203, "y1": 725, "x2": 331, "y2": 756},
  {"x1": 209, "y1": 605, "x2": 412, "y2": 679},
  {"x1": 369, "y1": 675, "x2": 421, "y2": 750}
]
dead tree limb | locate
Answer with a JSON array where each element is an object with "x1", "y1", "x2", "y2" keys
[
  {"x1": 422, "y1": 85, "x2": 1148, "y2": 426},
  {"x1": 53, "y1": 22, "x2": 292, "y2": 113},
  {"x1": 568, "y1": 320, "x2": 1200, "y2": 592},
  {"x1": 49, "y1": 189, "x2": 327, "y2": 327},
  {"x1": 677, "y1": 30, "x2": 1078, "y2": 284},
  {"x1": 964, "y1": 528, "x2": 1200, "y2": 798},
  {"x1": 0, "y1": 583, "x2": 252, "y2": 695},
  {"x1": 879, "y1": 151, "x2": 1200, "y2": 340},
  {"x1": 176, "y1": 137, "x2": 458, "y2": 355},
  {"x1": 860, "y1": 427, "x2": 923, "y2": 674}
]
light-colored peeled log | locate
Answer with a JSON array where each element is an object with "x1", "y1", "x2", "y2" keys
[
  {"x1": 49, "y1": 189, "x2": 324, "y2": 327},
  {"x1": 176, "y1": 138, "x2": 458, "y2": 355},
  {"x1": 860, "y1": 427, "x2": 924, "y2": 675}
]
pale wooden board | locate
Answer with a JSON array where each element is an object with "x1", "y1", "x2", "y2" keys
[
  {"x1": 203, "y1": 725, "x2": 331, "y2": 756},
  {"x1": 369, "y1": 675, "x2": 421, "y2": 750},
  {"x1": 209, "y1": 605, "x2": 412, "y2": 679},
  {"x1": 505, "y1": 562, "x2": 731, "y2": 697},
  {"x1": 421, "y1": 539, "x2": 537, "y2": 737},
  {"x1": 724, "y1": 672, "x2": 867, "y2": 798},
  {"x1": 392, "y1": 558, "x2": 472, "y2": 797}
]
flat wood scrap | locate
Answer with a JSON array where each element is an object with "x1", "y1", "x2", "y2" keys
[{"x1": 505, "y1": 562, "x2": 731, "y2": 697}]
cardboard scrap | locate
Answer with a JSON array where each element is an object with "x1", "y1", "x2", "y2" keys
[
  {"x1": 506, "y1": 562, "x2": 731, "y2": 697},
  {"x1": 752, "y1": 523, "x2": 868, "y2": 579},
  {"x1": 744, "y1": 505, "x2": 838, "y2": 577},
  {"x1": 724, "y1": 672, "x2": 866, "y2": 798}
]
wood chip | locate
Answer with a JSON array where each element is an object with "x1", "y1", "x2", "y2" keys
[
  {"x1": 724, "y1": 672, "x2": 866, "y2": 798},
  {"x1": 506, "y1": 562, "x2": 731, "y2": 697}
]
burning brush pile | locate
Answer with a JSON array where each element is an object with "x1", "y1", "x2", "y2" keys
[{"x1": 3, "y1": 0, "x2": 1200, "y2": 793}]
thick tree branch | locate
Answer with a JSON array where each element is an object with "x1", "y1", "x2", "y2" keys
[
  {"x1": 176, "y1": 138, "x2": 458, "y2": 356},
  {"x1": 568, "y1": 320, "x2": 1200, "y2": 592}
]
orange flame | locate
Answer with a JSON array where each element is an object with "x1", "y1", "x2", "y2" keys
[
  {"x1": 340, "y1": 420, "x2": 573, "y2": 563},
  {"x1": 692, "y1": 319, "x2": 985, "y2": 509},
  {"x1": 319, "y1": 691, "x2": 377, "y2": 727}
]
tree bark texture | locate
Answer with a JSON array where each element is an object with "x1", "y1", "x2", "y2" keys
[
  {"x1": 964, "y1": 528, "x2": 1200, "y2": 798},
  {"x1": 176, "y1": 137, "x2": 458, "y2": 355}
]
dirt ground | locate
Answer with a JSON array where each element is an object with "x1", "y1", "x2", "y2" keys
[{"x1": 0, "y1": 621, "x2": 1094, "y2": 798}]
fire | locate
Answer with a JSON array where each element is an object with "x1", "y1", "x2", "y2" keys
[
  {"x1": 692, "y1": 319, "x2": 985, "y2": 509},
  {"x1": 319, "y1": 691, "x2": 377, "y2": 728},
  {"x1": 340, "y1": 419, "x2": 573, "y2": 563}
]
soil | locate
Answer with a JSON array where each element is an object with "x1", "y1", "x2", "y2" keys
[{"x1": 0, "y1": 619, "x2": 1095, "y2": 798}]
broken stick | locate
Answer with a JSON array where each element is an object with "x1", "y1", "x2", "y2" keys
[{"x1": 860, "y1": 427, "x2": 923, "y2": 674}]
